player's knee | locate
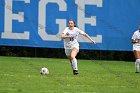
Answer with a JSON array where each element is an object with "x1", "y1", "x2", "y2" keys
[
  {"x1": 70, "y1": 56, "x2": 75, "y2": 60},
  {"x1": 136, "y1": 59, "x2": 140, "y2": 63}
]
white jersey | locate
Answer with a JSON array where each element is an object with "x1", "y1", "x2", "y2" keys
[
  {"x1": 62, "y1": 27, "x2": 85, "y2": 49},
  {"x1": 132, "y1": 30, "x2": 140, "y2": 51}
]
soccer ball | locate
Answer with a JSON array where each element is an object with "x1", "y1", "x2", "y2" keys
[{"x1": 40, "y1": 67, "x2": 49, "y2": 75}]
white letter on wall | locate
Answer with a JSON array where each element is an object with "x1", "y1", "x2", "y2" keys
[
  {"x1": 1, "y1": 0, "x2": 30, "y2": 39},
  {"x1": 38, "y1": 0, "x2": 67, "y2": 41},
  {"x1": 75, "y1": 0, "x2": 103, "y2": 43}
]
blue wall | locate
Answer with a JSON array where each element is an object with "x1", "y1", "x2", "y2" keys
[{"x1": 0, "y1": 0, "x2": 140, "y2": 51}]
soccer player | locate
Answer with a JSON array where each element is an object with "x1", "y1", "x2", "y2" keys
[
  {"x1": 61, "y1": 20, "x2": 96, "y2": 75},
  {"x1": 132, "y1": 25, "x2": 140, "y2": 73}
]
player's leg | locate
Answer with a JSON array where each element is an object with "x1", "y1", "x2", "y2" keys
[
  {"x1": 133, "y1": 50, "x2": 140, "y2": 73},
  {"x1": 67, "y1": 56, "x2": 73, "y2": 69},
  {"x1": 65, "y1": 49, "x2": 74, "y2": 71},
  {"x1": 70, "y1": 47, "x2": 79, "y2": 75},
  {"x1": 65, "y1": 47, "x2": 79, "y2": 75}
]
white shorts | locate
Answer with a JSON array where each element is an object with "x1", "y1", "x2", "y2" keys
[
  {"x1": 65, "y1": 43, "x2": 79, "y2": 56},
  {"x1": 133, "y1": 44, "x2": 140, "y2": 51}
]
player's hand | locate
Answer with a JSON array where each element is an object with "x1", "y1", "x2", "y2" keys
[
  {"x1": 138, "y1": 40, "x2": 140, "y2": 43},
  {"x1": 91, "y1": 40, "x2": 96, "y2": 44},
  {"x1": 68, "y1": 34, "x2": 75, "y2": 39}
]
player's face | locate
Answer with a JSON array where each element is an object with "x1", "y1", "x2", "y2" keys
[{"x1": 68, "y1": 21, "x2": 75, "y2": 28}]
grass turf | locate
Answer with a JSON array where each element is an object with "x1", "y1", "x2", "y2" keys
[{"x1": 0, "y1": 56, "x2": 140, "y2": 93}]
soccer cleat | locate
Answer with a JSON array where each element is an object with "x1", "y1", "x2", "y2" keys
[
  {"x1": 135, "y1": 72, "x2": 139, "y2": 73},
  {"x1": 73, "y1": 70, "x2": 79, "y2": 75}
]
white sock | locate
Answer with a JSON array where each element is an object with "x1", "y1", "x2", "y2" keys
[
  {"x1": 71, "y1": 58, "x2": 78, "y2": 70},
  {"x1": 70, "y1": 61, "x2": 73, "y2": 69},
  {"x1": 135, "y1": 59, "x2": 140, "y2": 72}
]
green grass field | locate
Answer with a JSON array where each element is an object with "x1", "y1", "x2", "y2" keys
[{"x1": 0, "y1": 56, "x2": 140, "y2": 93}]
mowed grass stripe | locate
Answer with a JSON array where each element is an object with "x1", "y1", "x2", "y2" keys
[{"x1": 0, "y1": 56, "x2": 140, "y2": 93}]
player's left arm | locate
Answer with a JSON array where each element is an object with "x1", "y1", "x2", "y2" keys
[
  {"x1": 77, "y1": 27, "x2": 96, "y2": 44},
  {"x1": 82, "y1": 33, "x2": 96, "y2": 44}
]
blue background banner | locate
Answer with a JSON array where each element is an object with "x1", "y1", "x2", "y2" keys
[{"x1": 0, "y1": 0, "x2": 140, "y2": 51}]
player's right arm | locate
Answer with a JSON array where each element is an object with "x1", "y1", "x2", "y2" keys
[
  {"x1": 61, "y1": 28, "x2": 70, "y2": 39},
  {"x1": 131, "y1": 39, "x2": 140, "y2": 44},
  {"x1": 61, "y1": 27, "x2": 73, "y2": 39},
  {"x1": 131, "y1": 32, "x2": 140, "y2": 44},
  {"x1": 61, "y1": 33, "x2": 70, "y2": 39}
]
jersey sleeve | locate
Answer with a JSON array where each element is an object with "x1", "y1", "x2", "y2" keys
[
  {"x1": 76, "y1": 27, "x2": 85, "y2": 35},
  {"x1": 132, "y1": 32, "x2": 136, "y2": 40},
  {"x1": 62, "y1": 27, "x2": 68, "y2": 34}
]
